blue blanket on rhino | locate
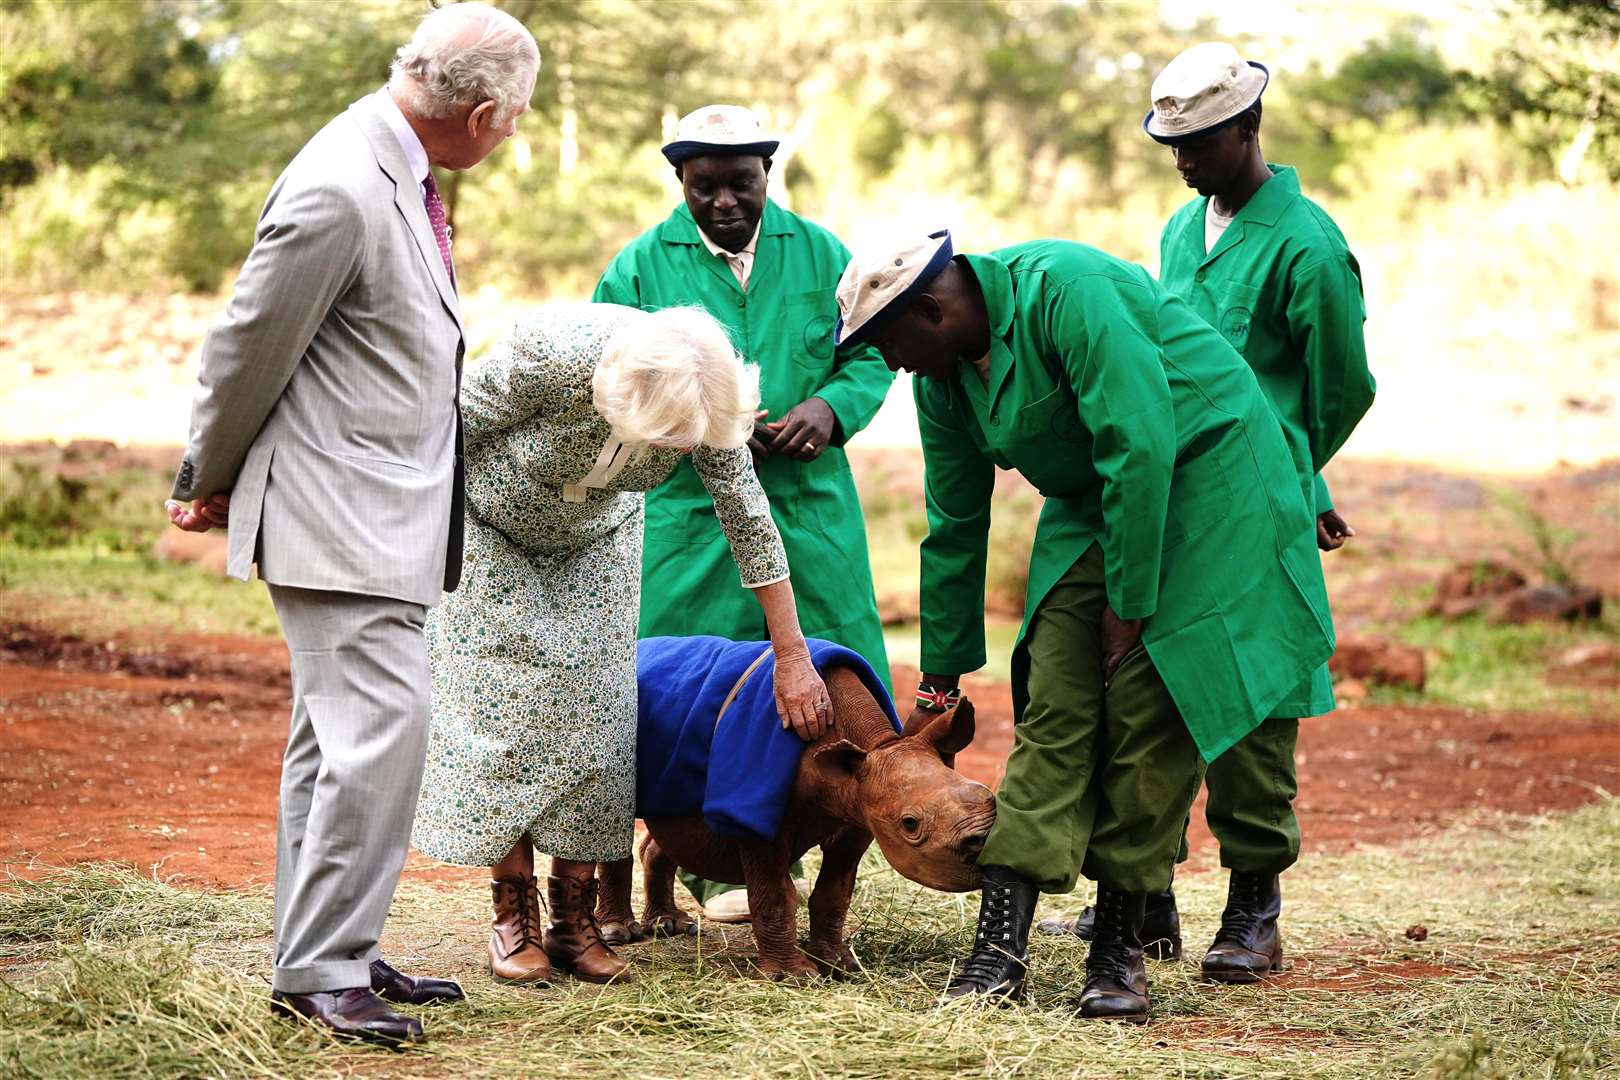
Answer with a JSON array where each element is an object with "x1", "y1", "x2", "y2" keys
[{"x1": 635, "y1": 636, "x2": 900, "y2": 842}]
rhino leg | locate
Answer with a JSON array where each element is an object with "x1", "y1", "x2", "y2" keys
[
  {"x1": 739, "y1": 838, "x2": 819, "y2": 981},
  {"x1": 638, "y1": 831, "x2": 698, "y2": 938},
  {"x1": 805, "y1": 826, "x2": 871, "y2": 976},
  {"x1": 595, "y1": 856, "x2": 644, "y2": 945}
]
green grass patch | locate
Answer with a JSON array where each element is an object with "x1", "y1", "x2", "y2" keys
[
  {"x1": 4, "y1": 801, "x2": 1615, "y2": 1079},
  {"x1": 0, "y1": 458, "x2": 169, "y2": 554},
  {"x1": 1373, "y1": 613, "x2": 1620, "y2": 716},
  {"x1": 0, "y1": 449, "x2": 276, "y2": 638},
  {"x1": 0, "y1": 547, "x2": 278, "y2": 638}
]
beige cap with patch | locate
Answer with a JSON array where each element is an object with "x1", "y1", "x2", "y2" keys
[
  {"x1": 1144, "y1": 42, "x2": 1269, "y2": 144},
  {"x1": 834, "y1": 230, "x2": 955, "y2": 346},
  {"x1": 661, "y1": 104, "x2": 780, "y2": 165}
]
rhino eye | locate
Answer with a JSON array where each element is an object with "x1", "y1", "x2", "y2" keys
[{"x1": 901, "y1": 815, "x2": 921, "y2": 834}]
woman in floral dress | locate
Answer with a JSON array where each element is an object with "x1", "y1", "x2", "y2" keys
[{"x1": 412, "y1": 302, "x2": 830, "y2": 985}]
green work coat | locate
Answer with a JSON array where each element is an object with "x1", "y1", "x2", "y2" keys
[
  {"x1": 1159, "y1": 165, "x2": 1376, "y2": 716},
  {"x1": 592, "y1": 199, "x2": 894, "y2": 684},
  {"x1": 916, "y1": 242, "x2": 1333, "y2": 761}
]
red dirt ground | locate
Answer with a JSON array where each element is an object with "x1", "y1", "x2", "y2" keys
[{"x1": 2, "y1": 624, "x2": 1615, "y2": 890}]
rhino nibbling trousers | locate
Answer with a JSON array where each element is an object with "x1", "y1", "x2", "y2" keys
[{"x1": 977, "y1": 544, "x2": 1206, "y2": 895}]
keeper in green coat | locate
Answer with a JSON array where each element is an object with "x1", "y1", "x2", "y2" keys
[
  {"x1": 1040, "y1": 43, "x2": 1376, "y2": 982},
  {"x1": 592, "y1": 105, "x2": 894, "y2": 923},
  {"x1": 834, "y1": 228, "x2": 1333, "y2": 1022}
]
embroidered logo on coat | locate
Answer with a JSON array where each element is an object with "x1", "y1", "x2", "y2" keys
[
  {"x1": 803, "y1": 313, "x2": 837, "y2": 360},
  {"x1": 1219, "y1": 306, "x2": 1253, "y2": 349}
]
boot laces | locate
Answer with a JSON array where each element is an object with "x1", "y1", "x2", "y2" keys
[
  {"x1": 956, "y1": 880, "x2": 1024, "y2": 983},
  {"x1": 1213, "y1": 875, "x2": 1263, "y2": 945},
  {"x1": 498, "y1": 876, "x2": 545, "y2": 950},
  {"x1": 1086, "y1": 892, "x2": 1133, "y2": 984},
  {"x1": 578, "y1": 877, "x2": 609, "y2": 950}
]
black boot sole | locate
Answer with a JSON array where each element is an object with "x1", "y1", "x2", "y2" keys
[
  {"x1": 941, "y1": 983, "x2": 1025, "y2": 1006},
  {"x1": 1080, "y1": 1010, "x2": 1149, "y2": 1024},
  {"x1": 1201, "y1": 946, "x2": 1285, "y2": 984},
  {"x1": 1077, "y1": 996, "x2": 1149, "y2": 1023}
]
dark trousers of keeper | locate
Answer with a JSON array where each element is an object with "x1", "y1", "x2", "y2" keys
[
  {"x1": 1180, "y1": 715, "x2": 1302, "y2": 873},
  {"x1": 977, "y1": 544, "x2": 1206, "y2": 894}
]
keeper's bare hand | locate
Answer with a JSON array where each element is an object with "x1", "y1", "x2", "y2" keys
[
  {"x1": 1100, "y1": 605, "x2": 1143, "y2": 683},
  {"x1": 763, "y1": 397, "x2": 837, "y2": 462},
  {"x1": 1317, "y1": 509, "x2": 1354, "y2": 551},
  {"x1": 746, "y1": 409, "x2": 773, "y2": 463}
]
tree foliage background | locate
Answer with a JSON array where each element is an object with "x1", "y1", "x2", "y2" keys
[{"x1": 0, "y1": 0, "x2": 1615, "y2": 295}]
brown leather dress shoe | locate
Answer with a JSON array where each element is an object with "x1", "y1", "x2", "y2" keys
[
  {"x1": 491, "y1": 875, "x2": 553, "y2": 983},
  {"x1": 370, "y1": 959, "x2": 466, "y2": 1006},
  {"x1": 270, "y1": 987, "x2": 424, "y2": 1048},
  {"x1": 545, "y1": 873, "x2": 632, "y2": 984}
]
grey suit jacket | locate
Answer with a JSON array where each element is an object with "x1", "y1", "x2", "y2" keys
[{"x1": 173, "y1": 93, "x2": 465, "y2": 607}]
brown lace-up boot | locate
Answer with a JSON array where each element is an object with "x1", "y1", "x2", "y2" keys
[
  {"x1": 489, "y1": 875, "x2": 552, "y2": 984},
  {"x1": 544, "y1": 873, "x2": 632, "y2": 984}
]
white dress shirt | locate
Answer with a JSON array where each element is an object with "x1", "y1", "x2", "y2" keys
[
  {"x1": 699, "y1": 222, "x2": 761, "y2": 291},
  {"x1": 374, "y1": 90, "x2": 431, "y2": 193}
]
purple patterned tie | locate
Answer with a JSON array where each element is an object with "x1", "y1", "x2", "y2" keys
[{"x1": 422, "y1": 172, "x2": 455, "y2": 286}]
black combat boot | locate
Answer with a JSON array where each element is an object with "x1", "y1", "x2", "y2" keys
[
  {"x1": 1076, "y1": 887, "x2": 1149, "y2": 1022},
  {"x1": 942, "y1": 866, "x2": 1039, "y2": 1002},
  {"x1": 1036, "y1": 884, "x2": 1181, "y2": 960},
  {"x1": 1201, "y1": 871, "x2": 1285, "y2": 983}
]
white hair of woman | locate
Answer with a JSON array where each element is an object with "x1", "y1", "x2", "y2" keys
[
  {"x1": 389, "y1": 3, "x2": 541, "y2": 125},
  {"x1": 594, "y1": 307, "x2": 761, "y2": 451}
]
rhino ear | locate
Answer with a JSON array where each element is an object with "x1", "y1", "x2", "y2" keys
[
  {"x1": 812, "y1": 739, "x2": 868, "y2": 784},
  {"x1": 924, "y1": 697, "x2": 976, "y2": 761}
]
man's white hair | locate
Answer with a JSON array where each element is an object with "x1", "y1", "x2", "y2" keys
[
  {"x1": 389, "y1": 3, "x2": 540, "y2": 124},
  {"x1": 594, "y1": 308, "x2": 761, "y2": 451}
]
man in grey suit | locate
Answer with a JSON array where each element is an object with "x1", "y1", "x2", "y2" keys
[{"x1": 165, "y1": 3, "x2": 539, "y2": 1046}]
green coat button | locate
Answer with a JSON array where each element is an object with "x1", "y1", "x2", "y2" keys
[
  {"x1": 1194, "y1": 270, "x2": 1206, "y2": 283},
  {"x1": 990, "y1": 413, "x2": 1000, "y2": 426}
]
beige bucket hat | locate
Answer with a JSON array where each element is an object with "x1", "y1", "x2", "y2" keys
[
  {"x1": 834, "y1": 230, "x2": 955, "y2": 346},
  {"x1": 661, "y1": 104, "x2": 780, "y2": 165},
  {"x1": 1143, "y1": 42, "x2": 1269, "y2": 144}
]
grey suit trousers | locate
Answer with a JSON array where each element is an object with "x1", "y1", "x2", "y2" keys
[{"x1": 267, "y1": 585, "x2": 429, "y2": 994}]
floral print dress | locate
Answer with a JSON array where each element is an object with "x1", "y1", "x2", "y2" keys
[{"x1": 412, "y1": 302, "x2": 789, "y2": 866}]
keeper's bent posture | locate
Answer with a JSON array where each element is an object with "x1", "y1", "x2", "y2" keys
[
  {"x1": 835, "y1": 231, "x2": 1333, "y2": 1021},
  {"x1": 1041, "y1": 43, "x2": 1376, "y2": 979}
]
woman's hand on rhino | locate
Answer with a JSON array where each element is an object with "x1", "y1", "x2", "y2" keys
[{"x1": 774, "y1": 651, "x2": 831, "y2": 741}]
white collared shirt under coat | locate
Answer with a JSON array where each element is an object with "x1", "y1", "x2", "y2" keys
[{"x1": 698, "y1": 222, "x2": 760, "y2": 290}]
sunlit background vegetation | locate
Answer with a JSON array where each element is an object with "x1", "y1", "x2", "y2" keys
[
  {"x1": 1, "y1": 0, "x2": 1615, "y2": 291},
  {"x1": 4, "y1": 0, "x2": 1616, "y2": 474}
]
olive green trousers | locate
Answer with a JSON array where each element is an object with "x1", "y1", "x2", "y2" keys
[
  {"x1": 1188, "y1": 715, "x2": 1302, "y2": 873},
  {"x1": 678, "y1": 863, "x2": 804, "y2": 905},
  {"x1": 978, "y1": 545, "x2": 1206, "y2": 895}
]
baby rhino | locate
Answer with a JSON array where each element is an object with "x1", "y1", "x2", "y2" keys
[{"x1": 597, "y1": 646, "x2": 995, "y2": 980}]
